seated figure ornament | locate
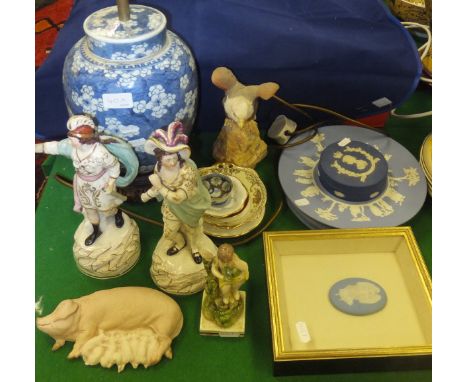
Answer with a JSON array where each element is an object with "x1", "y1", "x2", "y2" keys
[
  {"x1": 35, "y1": 115, "x2": 140, "y2": 278},
  {"x1": 211, "y1": 67, "x2": 279, "y2": 168},
  {"x1": 141, "y1": 121, "x2": 218, "y2": 295},
  {"x1": 200, "y1": 243, "x2": 249, "y2": 336}
]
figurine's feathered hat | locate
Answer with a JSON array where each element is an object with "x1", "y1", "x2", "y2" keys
[
  {"x1": 66, "y1": 115, "x2": 96, "y2": 139},
  {"x1": 144, "y1": 121, "x2": 191, "y2": 158}
]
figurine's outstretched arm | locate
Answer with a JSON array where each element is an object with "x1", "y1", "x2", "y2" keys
[
  {"x1": 35, "y1": 139, "x2": 72, "y2": 158},
  {"x1": 36, "y1": 142, "x2": 58, "y2": 154},
  {"x1": 141, "y1": 187, "x2": 159, "y2": 202},
  {"x1": 35, "y1": 143, "x2": 46, "y2": 154}
]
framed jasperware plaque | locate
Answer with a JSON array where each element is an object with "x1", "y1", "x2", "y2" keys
[{"x1": 263, "y1": 227, "x2": 432, "y2": 376}]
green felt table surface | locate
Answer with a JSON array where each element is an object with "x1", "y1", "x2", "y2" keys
[{"x1": 35, "y1": 85, "x2": 431, "y2": 381}]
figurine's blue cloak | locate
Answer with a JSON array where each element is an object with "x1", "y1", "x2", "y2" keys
[{"x1": 56, "y1": 136, "x2": 139, "y2": 187}]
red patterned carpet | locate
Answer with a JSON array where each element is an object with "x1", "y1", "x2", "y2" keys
[
  {"x1": 35, "y1": 0, "x2": 73, "y2": 69},
  {"x1": 35, "y1": 0, "x2": 74, "y2": 202}
]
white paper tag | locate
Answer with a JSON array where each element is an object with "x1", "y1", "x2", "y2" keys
[
  {"x1": 102, "y1": 93, "x2": 134, "y2": 109},
  {"x1": 295, "y1": 321, "x2": 311, "y2": 343},
  {"x1": 372, "y1": 97, "x2": 392, "y2": 108},
  {"x1": 338, "y1": 137, "x2": 351, "y2": 147}
]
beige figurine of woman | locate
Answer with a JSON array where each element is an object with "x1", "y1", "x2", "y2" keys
[
  {"x1": 211, "y1": 244, "x2": 249, "y2": 305},
  {"x1": 142, "y1": 122, "x2": 218, "y2": 295},
  {"x1": 141, "y1": 121, "x2": 212, "y2": 265}
]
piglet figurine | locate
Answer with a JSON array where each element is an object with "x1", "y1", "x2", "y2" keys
[{"x1": 36, "y1": 287, "x2": 183, "y2": 372}]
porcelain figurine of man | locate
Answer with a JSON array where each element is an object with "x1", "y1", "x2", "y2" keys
[{"x1": 35, "y1": 115, "x2": 140, "y2": 278}]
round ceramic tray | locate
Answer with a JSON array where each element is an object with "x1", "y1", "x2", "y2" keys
[
  {"x1": 279, "y1": 125, "x2": 427, "y2": 228},
  {"x1": 199, "y1": 163, "x2": 267, "y2": 238},
  {"x1": 286, "y1": 199, "x2": 331, "y2": 230},
  {"x1": 204, "y1": 175, "x2": 248, "y2": 218}
]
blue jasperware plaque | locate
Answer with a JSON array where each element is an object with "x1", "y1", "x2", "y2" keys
[
  {"x1": 63, "y1": 4, "x2": 198, "y2": 173},
  {"x1": 329, "y1": 277, "x2": 387, "y2": 316}
]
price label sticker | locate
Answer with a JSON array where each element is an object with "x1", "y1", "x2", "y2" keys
[
  {"x1": 295, "y1": 321, "x2": 311, "y2": 343},
  {"x1": 102, "y1": 93, "x2": 134, "y2": 109},
  {"x1": 372, "y1": 97, "x2": 392, "y2": 108}
]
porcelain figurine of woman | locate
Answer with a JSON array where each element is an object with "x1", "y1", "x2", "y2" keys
[
  {"x1": 35, "y1": 115, "x2": 140, "y2": 278},
  {"x1": 142, "y1": 121, "x2": 217, "y2": 295}
]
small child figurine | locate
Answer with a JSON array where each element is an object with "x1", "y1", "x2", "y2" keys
[
  {"x1": 201, "y1": 244, "x2": 249, "y2": 332},
  {"x1": 211, "y1": 244, "x2": 249, "y2": 305},
  {"x1": 35, "y1": 115, "x2": 140, "y2": 278}
]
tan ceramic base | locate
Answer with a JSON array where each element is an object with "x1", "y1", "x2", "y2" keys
[
  {"x1": 150, "y1": 232, "x2": 217, "y2": 295},
  {"x1": 199, "y1": 291, "x2": 246, "y2": 337},
  {"x1": 73, "y1": 213, "x2": 140, "y2": 279}
]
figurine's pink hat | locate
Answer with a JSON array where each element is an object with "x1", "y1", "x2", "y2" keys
[{"x1": 144, "y1": 121, "x2": 191, "y2": 159}]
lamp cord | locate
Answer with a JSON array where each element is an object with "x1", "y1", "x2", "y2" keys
[
  {"x1": 390, "y1": 22, "x2": 432, "y2": 119},
  {"x1": 53, "y1": 173, "x2": 283, "y2": 247},
  {"x1": 269, "y1": 95, "x2": 389, "y2": 149}
]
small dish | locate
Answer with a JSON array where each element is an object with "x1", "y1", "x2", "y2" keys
[
  {"x1": 204, "y1": 197, "x2": 252, "y2": 227},
  {"x1": 202, "y1": 173, "x2": 233, "y2": 205},
  {"x1": 199, "y1": 163, "x2": 267, "y2": 238},
  {"x1": 204, "y1": 176, "x2": 248, "y2": 218}
]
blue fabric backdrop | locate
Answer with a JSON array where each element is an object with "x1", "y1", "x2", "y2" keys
[{"x1": 36, "y1": 0, "x2": 421, "y2": 139}]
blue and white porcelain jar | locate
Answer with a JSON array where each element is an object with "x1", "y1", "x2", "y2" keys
[{"x1": 63, "y1": 4, "x2": 198, "y2": 173}]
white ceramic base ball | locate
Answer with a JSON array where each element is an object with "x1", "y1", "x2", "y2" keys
[
  {"x1": 150, "y1": 232, "x2": 217, "y2": 295},
  {"x1": 73, "y1": 213, "x2": 140, "y2": 279}
]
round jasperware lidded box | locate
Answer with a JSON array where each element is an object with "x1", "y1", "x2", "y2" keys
[
  {"x1": 316, "y1": 141, "x2": 389, "y2": 202},
  {"x1": 63, "y1": 1, "x2": 198, "y2": 173}
]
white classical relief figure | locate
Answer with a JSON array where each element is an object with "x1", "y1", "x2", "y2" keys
[{"x1": 338, "y1": 281, "x2": 382, "y2": 306}]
